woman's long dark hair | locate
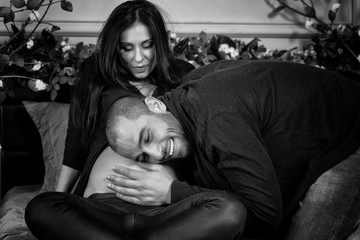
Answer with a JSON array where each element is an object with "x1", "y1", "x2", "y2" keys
[{"x1": 71, "y1": 0, "x2": 180, "y2": 152}]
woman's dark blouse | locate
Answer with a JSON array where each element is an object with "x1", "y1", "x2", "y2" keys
[{"x1": 62, "y1": 55, "x2": 194, "y2": 195}]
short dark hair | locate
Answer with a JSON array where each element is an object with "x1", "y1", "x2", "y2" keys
[{"x1": 105, "y1": 96, "x2": 152, "y2": 150}]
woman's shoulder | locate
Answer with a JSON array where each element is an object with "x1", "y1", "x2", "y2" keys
[
  {"x1": 168, "y1": 57, "x2": 195, "y2": 78},
  {"x1": 100, "y1": 87, "x2": 139, "y2": 111}
]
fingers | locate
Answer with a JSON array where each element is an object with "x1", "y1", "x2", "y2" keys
[
  {"x1": 107, "y1": 174, "x2": 138, "y2": 188},
  {"x1": 115, "y1": 194, "x2": 144, "y2": 205},
  {"x1": 112, "y1": 165, "x2": 144, "y2": 179},
  {"x1": 137, "y1": 162, "x2": 162, "y2": 171}
]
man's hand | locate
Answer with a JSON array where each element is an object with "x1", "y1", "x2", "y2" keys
[{"x1": 107, "y1": 163, "x2": 175, "y2": 206}]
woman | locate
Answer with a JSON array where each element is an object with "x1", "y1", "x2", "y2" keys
[
  {"x1": 25, "y1": 1, "x2": 249, "y2": 237},
  {"x1": 55, "y1": 0, "x2": 194, "y2": 195}
]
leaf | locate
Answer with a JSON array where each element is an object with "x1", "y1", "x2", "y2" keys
[
  {"x1": 173, "y1": 38, "x2": 189, "y2": 54},
  {"x1": 0, "y1": 54, "x2": 10, "y2": 65},
  {"x1": 59, "y1": 76, "x2": 70, "y2": 84},
  {"x1": 51, "y1": 25, "x2": 61, "y2": 32},
  {"x1": 61, "y1": 0, "x2": 73, "y2": 12},
  {"x1": 268, "y1": 5, "x2": 286, "y2": 18},
  {"x1": 10, "y1": 0, "x2": 26, "y2": 8},
  {"x1": 50, "y1": 89, "x2": 58, "y2": 101},
  {"x1": 10, "y1": 23, "x2": 20, "y2": 37},
  {"x1": 199, "y1": 31, "x2": 207, "y2": 44},
  {"x1": 12, "y1": 53, "x2": 24, "y2": 67},
  {"x1": 3, "y1": 11, "x2": 15, "y2": 24},
  {"x1": 51, "y1": 76, "x2": 59, "y2": 84},
  {"x1": 0, "y1": 7, "x2": 11, "y2": 17},
  {"x1": 313, "y1": 23, "x2": 327, "y2": 34},
  {"x1": 328, "y1": 9, "x2": 336, "y2": 22},
  {"x1": 26, "y1": 0, "x2": 42, "y2": 10},
  {"x1": 304, "y1": 6, "x2": 316, "y2": 18},
  {"x1": 75, "y1": 41, "x2": 84, "y2": 50},
  {"x1": 41, "y1": 29, "x2": 56, "y2": 48}
]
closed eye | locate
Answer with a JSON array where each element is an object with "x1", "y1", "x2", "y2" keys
[
  {"x1": 144, "y1": 130, "x2": 151, "y2": 144},
  {"x1": 142, "y1": 40, "x2": 154, "y2": 49},
  {"x1": 136, "y1": 152, "x2": 148, "y2": 162}
]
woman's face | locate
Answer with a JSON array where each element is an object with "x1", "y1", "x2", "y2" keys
[{"x1": 120, "y1": 23, "x2": 157, "y2": 79}]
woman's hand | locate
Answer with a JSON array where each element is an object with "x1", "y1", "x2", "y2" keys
[{"x1": 107, "y1": 163, "x2": 175, "y2": 206}]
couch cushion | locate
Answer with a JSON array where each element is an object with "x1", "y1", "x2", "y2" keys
[
  {"x1": 0, "y1": 185, "x2": 39, "y2": 240},
  {"x1": 23, "y1": 101, "x2": 70, "y2": 193}
]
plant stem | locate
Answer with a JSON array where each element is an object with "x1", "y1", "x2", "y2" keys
[
  {"x1": 0, "y1": 75, "x2": 39, "y2": 81},
  {"x1": 338, "y1": 36, "x2": 359, "y2": 62},
  {"x1": 0, "y1": 18, "x2": 30, "y2": 52},
  {"x1": 277, "y1": 0, "x2": 330, "y2": 32},
  {"x1": 277, "y1": 0, "x2": 309, "y2": 18},
  {"x1": 9, "y1": 0, "x2": 54, "y2": 57}
]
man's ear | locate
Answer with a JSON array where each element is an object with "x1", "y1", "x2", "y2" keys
[{"x1": 144, "y1": 97, "x2": 167, "y2": 113}]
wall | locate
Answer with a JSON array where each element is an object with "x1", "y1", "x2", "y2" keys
[{"x1": 0, "y1": 0, "x2": 359, "y2": 50}]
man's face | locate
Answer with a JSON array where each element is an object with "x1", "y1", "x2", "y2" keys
[{"x1": 114, "y1": 113, "x2": 191, "y2": 164}]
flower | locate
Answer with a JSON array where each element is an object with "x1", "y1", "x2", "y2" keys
[
  {"x1": 0, "y1": 0, "x2": 96, "y2": 102},
  {"x1": 28, "y1": 10, "x2": 39, "y2": 22},
  {"x1": 332, "y1": 3, "x2": 341, "y2": 12},
  {"x1": 30, "y1": 61, "x2": 42, "y2": 71},
  {"x1": 26, "y1": 38, "x2": 34, "y2": 49},
  {"x1": 266, "y1": 0, "x2": 360, "y2": 79},
  {"x1": 305, "y1": 19, "x2": 314, "y2": 29},
  {"x1": 33, "y1": 79, "x2": 48, "y2": 91}
]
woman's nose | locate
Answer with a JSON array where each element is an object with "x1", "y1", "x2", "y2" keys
[{"x1": 134, "y1": 47, "x2": 144, "y2": 62}]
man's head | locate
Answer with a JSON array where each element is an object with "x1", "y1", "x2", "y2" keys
[{"x1": 106, "y1": 96, "x2": 192, "y2": 163}]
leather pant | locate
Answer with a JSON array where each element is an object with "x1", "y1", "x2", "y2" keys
[{"x1": 25, "y1": 191, "x2": 247, "y2": 240}]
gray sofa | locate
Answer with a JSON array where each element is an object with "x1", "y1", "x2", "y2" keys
[{"x1": 0, "y1": 98, "x2": 69, "y2": 240}]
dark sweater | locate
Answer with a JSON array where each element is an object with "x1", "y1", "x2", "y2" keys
[{"x1": 160, "y1": 60, "x2": 360, "y2": 236}]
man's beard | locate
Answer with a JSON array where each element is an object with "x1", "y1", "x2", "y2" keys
[{"x1": 156, "y1": 112, "x2": 192, "y2": 159}]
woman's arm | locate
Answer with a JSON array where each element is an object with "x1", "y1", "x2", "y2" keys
[{"x1": 56, "y1": 165, "x2": 80, "y2": 192}]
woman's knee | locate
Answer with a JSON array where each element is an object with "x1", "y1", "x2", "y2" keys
[
  {"x1": 199, "y1": 192, "x2": 247, "y2": 235},
  {"x1": 25, "y1": 192, "x2": 66, "y2": 230},
  {"x1": 218, "y1": 194, "x2": 247, "y2": 230}
]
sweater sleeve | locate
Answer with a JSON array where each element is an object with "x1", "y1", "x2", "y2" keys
[
  {"x1": 208, "y1": 112, "x2": 282, "y2": 228},
  {"x1": 171, "y1": 111, "x2": 282, "y2": 229},
  {"x1": 62, "y1": 102, "x2": 86, "y2": 170},
  {"x1": 62, "y1": 55, "x2": 98, "y2": 170}
]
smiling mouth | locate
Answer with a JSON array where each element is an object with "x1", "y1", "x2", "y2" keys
[{"x1": 169, "y1": 138, "x2": 174, "y2": 157}]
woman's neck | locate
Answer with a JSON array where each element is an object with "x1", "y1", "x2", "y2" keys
[{"x1": 129, "y1": 80, "x2": 157, "y2": 97}]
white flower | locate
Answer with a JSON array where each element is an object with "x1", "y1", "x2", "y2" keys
[
  {"x1": 305, "y1": 19, "x2": 314, "y2": 29},
  {"x1": 29, "y1": 10, "x2": 40, "y2": 22},
  {"x1": 34, "y1": 79, "x2": 48, "y2": 91},
  {"x1": 26, "y1": 38, "x2": 34, "y2": 49},
  {"x1": 31, "y1": 61, "x2": 42, "y2": 71},
  {"x1": 0, "y1": 80, "x2": 3, "y2": 88},
  {"x1": 229, "y1": 47, "x2": 239, "y2": 59},
  {"x1": 337, "y1": 24, "x2": 346, "y2": 32},
  {"x1": 24, "y1": 0, "x2": 28, "y2": 3},
  {"x1": 358, "y1": 30, "x2": 360, "y2": 37},
  {"x1": 170, "y1": 32, "x2": 177, "y2": 39},
  {"x1": 62, "y1": 44, "x2": 72, "y2": 52},
  {"x1": 332, "y1": 3, "x2": 341, "y2": 12},
  {"x1": 60, "y1": 41, "x2": 67, "y2": 47},
  {"x1": 218, "y1": 43, "x2": 230, "y2": 53}
]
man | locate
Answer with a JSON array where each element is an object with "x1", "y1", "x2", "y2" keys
[{"x1": 105, "y1": 60, "x2": 360, "y2": 239}]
